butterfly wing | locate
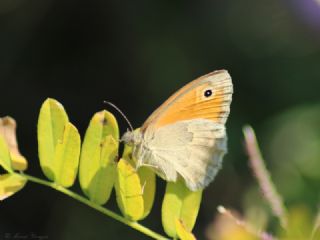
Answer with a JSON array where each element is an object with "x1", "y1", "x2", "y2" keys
[
  {"x1": 141, "y1": 70, "x2": 233, "y2": 131},
  {"x1": 140, "y1": 119, "x2": 227, "y2": 191},
  {"x1": 136, "y1": 70, "x2": 233, "y2": 190}
]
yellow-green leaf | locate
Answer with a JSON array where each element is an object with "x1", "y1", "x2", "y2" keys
[
  {"x1": 37, "y1": 98, "x2": 68, "y2": 180},
  {"x1": 0, "y1": 135, "x2": 13, "y2": 173},
  {"x1": 11, "y1": 153, "x2": 28, "y2": 171},
  {"x1": 139, "y1": 166, "x2": 156, "y2": 219},
  {"x1": 175, "y1": 219, "x2": 196, "y2": 240},
  {"x1": 0, "y1": 117, "x2": 27, "y2": 171},
  {"x1": 0, "y1": 173, "x2": 27, "y2": 200},
  {"x1": 115, "y1": 144, "x2": 156, "y2": 220},
  {"x1": 115, "y1": 158, "x2": 144, "y2": 220},
  {"x1": 162, "y1": 180, "x2": 202, "y2": 238},
  {"x1": 278, "y1": 205, "x2": 313, "y2": 239},
  {"x1": 52, "y1": 122, "x2": 81, "y2": 187},
  {"x1": 79, "y1": 110, "x2": 119, "y2": 205}
]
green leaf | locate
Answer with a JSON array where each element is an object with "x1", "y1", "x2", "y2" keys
[
  {"x1": 115, "y1": 158, "x2": 144, "y2": 220},
  {"x1": 0, "y1": 173, "x2": 27, "y2": 200},
  {"x1": 37, "y1": 98, "x2": 69, "y2": 180},
  {"x1": 52, "y1": 122, "x2": 81, "y2": 187},
  {"x1": 278, "y1": 205, "x2": 313, "y2": 239},
  {"x1": 10, "y1": 153, "x2": 28, "y2": 171},
  {"x1": 79, "y1": 110, "x2": 119, "y2": 205},
  {"x1": 0, "y1": 135, "x2": 13, "y2": 173},
  {"x1": 115, "y1": 145, "x2": 156, "y2": 221},
  {"x1": 162, "y1": 180, "x2": 202, "y2": 238},
  {"x1": 175, "y1": 219, "x2": 196, "y2": 240},
  {"x1": 139, "y1": 166, "x2": 156, "y2": 219}
]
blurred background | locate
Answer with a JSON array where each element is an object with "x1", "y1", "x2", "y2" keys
[{"x1": 1, "y1": 0, "x2": 320, "y2": 239}]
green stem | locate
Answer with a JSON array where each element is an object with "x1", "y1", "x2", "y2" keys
[{"x1": 18, "y1": 173, "x2": 168, "y2": 240}]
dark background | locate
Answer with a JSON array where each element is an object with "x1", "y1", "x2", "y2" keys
[{"x1": 1, "y1": 0, "x2": 320, "y2": 239}]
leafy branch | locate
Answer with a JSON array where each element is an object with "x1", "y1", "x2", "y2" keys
[
  {"x1": 19, "y1": 172, "x2": 167, "y2": 240},
  {"x1": 0, "y1": 98, "x2": 202, "y2": 240}
]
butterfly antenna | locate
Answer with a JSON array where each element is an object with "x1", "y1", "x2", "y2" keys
[{"x1": 103, "y1": 101, "x2": 134, "y2": 132}]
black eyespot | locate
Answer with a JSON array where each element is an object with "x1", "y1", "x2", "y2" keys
[{"x1": 204, "y1": 89, "x2": 212, "y2": 97}]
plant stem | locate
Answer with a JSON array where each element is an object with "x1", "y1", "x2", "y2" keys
[
  {"x1": 18, "y1": 172, "x2": 168, "y2": 240},
  {"x1": 243, "y1": 126, "x2": 288, "y2": 229}
]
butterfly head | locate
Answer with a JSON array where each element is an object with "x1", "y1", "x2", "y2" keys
[{"x1": 121, "y1": 129, "x2": 143, "y2": 146}]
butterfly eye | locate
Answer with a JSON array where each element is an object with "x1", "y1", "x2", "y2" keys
[{"x1": 204, "y1": 89, "x2": 213, "y2": 98}]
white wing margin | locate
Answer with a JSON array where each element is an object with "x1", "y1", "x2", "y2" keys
[{"x1": 142, "y1": 119, "x2": 227, "y2": 191}]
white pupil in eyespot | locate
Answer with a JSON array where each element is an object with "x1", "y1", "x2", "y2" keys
[{"x1": 204, "y1": 89, "x2": 212, "y2": 97}]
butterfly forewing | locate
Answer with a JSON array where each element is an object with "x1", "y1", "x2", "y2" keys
[{"x1": 141, "y1": 70, "x2": 233, "y2": 131}]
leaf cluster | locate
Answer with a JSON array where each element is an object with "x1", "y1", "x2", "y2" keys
[{"x1": 0, "y1": 98, "x2": 203, "y2": 240}]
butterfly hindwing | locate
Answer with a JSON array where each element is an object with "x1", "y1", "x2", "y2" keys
[{"x1": 138, "y1": 119, "x2": 227, "y2": 191}]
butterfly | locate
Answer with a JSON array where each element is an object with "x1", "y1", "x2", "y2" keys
[{"x1": 122, "y1": 70, "x2": 233, "y2": 191}]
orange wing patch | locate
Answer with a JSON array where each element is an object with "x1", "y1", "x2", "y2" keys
[
  {"x1": 142, "y1": 71, "x2": 213, "y2": 129},
  {"x1": 142, "y1": 70, "x2": 232, "y2": 131},
  {"x1": 153, "y1": 84, "x2": 230, "y2": 128}
]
